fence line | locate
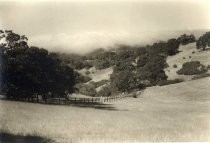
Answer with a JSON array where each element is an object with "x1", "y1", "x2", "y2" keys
[{"x1": 0, "y1": 92, "x2": 141, "y2": 105}]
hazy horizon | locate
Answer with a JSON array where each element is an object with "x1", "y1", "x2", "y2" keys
[{"x1": 0, "y1": 0, "x2": 210, "y2": 54}]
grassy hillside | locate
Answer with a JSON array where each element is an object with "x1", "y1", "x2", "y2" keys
[
  {"x1": 1, "y1": 77, "x2": 210, "y2": 143},
  {"x1": 165, "y1": 42, "x2": 210, "y2": 80}
]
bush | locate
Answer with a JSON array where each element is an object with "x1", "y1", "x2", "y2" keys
[
  {"x1": 183, "y1": 57, "x2": 185, "y2": 59},
  {"x1": 177, "y1": 61, "x2": 207, "y2": 75},
  {"x1": 177, "y1": 34, "x2": 196, "y2": 45},
  {"x1": 74, "y1": 72, "x2": 91, "y2": 83},
  {"x1": 75, "y1": 83, "x2": 96, "y2": 96},
  {"x1": 196, "y1": 31, "x2": 210, "y2": 51},
  {"x1": 173, "y1": 64, "x2": 177, "y2": 68},
  {"x1": 189, "y1": 56, "x2": 191, "y2": 58},
  {"x1": 85, "y1": 71, "x2": 90, "y2": 75},
  {"x1": 97, "y1": 86, "x2": 112, "y2": 97},
  {"x1": 133, "y1": 93, "x2": 138, "y2": 98},
  {"x1": 158, "y1": 79, "x2": 184, "y2": 86},
  {"x1": 192, "y1": 51, "x2": 195, "y2": 54},
  {"x1": 83, "y1": 76, "x2": 92, "y2": 83}
]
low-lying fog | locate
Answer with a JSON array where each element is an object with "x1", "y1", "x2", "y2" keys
[{"x1": 0, "y1": 0, "x2": 209, "y2": 54}]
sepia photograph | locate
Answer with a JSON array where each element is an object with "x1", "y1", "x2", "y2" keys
[{"x1": 0, "y1": 0, "x2": 210, "y2": 142}]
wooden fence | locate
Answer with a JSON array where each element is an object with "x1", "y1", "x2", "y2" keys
[{"x1": 0, "y1": 92, "x2": 141, "y2": 105}]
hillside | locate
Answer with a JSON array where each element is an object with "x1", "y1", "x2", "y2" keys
[
  {"x1": 165, "y1": 43, "x2": 210, "y2": 80},
  {"x1": 1, "y1": 77, "x2": 210, "y2": 142}
]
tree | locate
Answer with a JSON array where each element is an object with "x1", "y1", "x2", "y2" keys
[
  {"x1": 177, "y1": 34, "x2": 196, "y2": 45},
  {"x1": 136, "y1": 55, "x2": 168, "y2": 85},
  {"x1": 166, "y1": 38, "x2": 180, "y2": 55},
  {"x1": 0, "y1": 30, "x2": 76, "y2": 100},
  {"x1": 110, "y1": 70, "x2": 144, "y2": 92},
  {"x1": 196, "y1": 31, "x2": 210, "y2": 51},
  {"x1": 177, "y1": 61, "x2": 207, "y2": 75}
]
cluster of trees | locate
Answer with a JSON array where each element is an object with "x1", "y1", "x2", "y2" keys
[
  {"x1": 58, "y1": 53, "x2": 92, "y2": 70},
  {"x1": 196, "y1": 32, "x2": 210, "y2": 50},
  {"x1": 177, "y1": 34, "x2": 196, "y2": 45},
  {"x1": 177, "y1": 61, "x2": 207, "y2": 75},
  {"x1": 0, "y1": 30, "x2": 76, "y2": 100}
]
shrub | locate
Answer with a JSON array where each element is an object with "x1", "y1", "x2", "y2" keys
[
  {"x1": 83, "y1": 76, "x2": 92, "y2": 83},
  {"x1": 177, "y1": 34, "x2": 196, "y2": 45},
  {"x1": 173, "y1": 64, "x2": 177, "y2": 68},
  {"x1": 133, "y1": 93, "x2": 138, "y2": 98},
  {"x1": 97, "y1": 86, "x2": 112, "y2": 97},
  {"x1": 166, "y1": 38, "x2": 180, "y2": 56},
  {"x1": 189, "y1": 56, "x2": 191, "y2": 58},
  {"x1": 177, "y1": 61, "x2": 207, "y2": 75},
  {"x1": 192, "y1": 51, "x2": 195, "y2": 54},
  {"x1": 196, "y1": 31, "x2": 210, "y2": 51},
  {"x1": 183, "y1": 57, "x2": 185, "y2": 59},
  {"x1": 158, "y1": 78, "x2": 184, "y2": 86},
  {"x1": 75, "y1": 83, "x2": 96, "y2": 96},
  {"x1": 85, "y1": 71, "x2": 90, "y2": 75}
]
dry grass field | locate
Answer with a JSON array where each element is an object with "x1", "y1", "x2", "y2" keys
[{"x1": 0, "y1": 77, "x2": 210, "y2": 143}]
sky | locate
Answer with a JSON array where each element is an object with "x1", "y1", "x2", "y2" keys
[{"x1": 0, "y1": 0, "x2": 210, "y2": 54}]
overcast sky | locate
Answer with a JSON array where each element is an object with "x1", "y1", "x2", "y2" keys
[{"x1": 0, "y1": 0, "x2": 210, "y2": 54}]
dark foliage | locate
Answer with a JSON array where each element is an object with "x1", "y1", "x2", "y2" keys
[
  {"x1": 97, "y1": 85, "x2": 112, "y2": 97},
  {"x1": 192, "y1": 73, "x2": 210, "y2": 80},
  {"x1": 0, "y1": 30, "x2": 76, "y2": 99},
  {"x1": 158, "y1": 78, "x2": 184, "y2": 86},
  {"x1": 166, "y1": 38, "x2": 180, "y2": 56},
  {"x1": 75, "y1": 83, "x2": 97, "y2": 97},
  {"x1": 136, "y1": 55, "x2": 168, "y2": 85},
  {"x1": 58, "y1": 53, "x2": 93, "y2": 70},
  {"x1": 196, "y1": 31, "x2": 210, "y2": 50},
  {"x1": 110, "y1": 70, "x2": 145, "y2": 92},
  {"x1": 177, "y1": 61, "x2": 207, "y2": 75},
  {"x1": 177, "y1": 34, "x2": 196, "y2": 45},
  {"x1": 74, "y1": 72, "x2": 91, "y2": 83}
]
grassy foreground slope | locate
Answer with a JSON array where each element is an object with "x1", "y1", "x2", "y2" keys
[{"x1": 0, "y1": 77, "x2": 210, "y2": 143}]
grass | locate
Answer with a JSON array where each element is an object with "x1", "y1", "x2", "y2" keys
[{"x1": 0, "y1": 77, "x2": 210, "y2": 143}]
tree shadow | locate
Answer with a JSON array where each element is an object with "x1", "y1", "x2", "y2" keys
[
  {"x1": 70, "y1": 102, "x2": 127, "y2": 111},
  {"x1": 0, "y1": 132, "x2": 54, "y2": 143}
]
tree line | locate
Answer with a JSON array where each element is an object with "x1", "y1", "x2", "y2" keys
[{"x1": 0, "y1": 30, "x2": 209, "y2": 99}]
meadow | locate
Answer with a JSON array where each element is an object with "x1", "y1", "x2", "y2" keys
[{"x1": 0, "y1": 77, "x2": 210, "y2": 143}]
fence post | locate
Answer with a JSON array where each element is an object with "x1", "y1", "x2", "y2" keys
[{"x1": 37, "y1": 94, "x2": 38, "y2": 103}]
